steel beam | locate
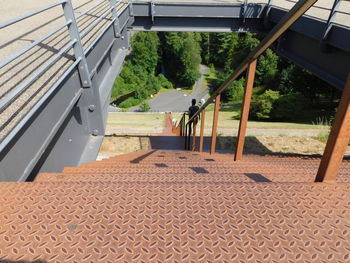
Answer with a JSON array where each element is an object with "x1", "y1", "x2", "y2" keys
[
  {"x1": 210, "y1": 94, "x2": 220, "y2": 155},
  {"x1": 235, "y1": 59, "x2": 257, "y2": 161},
  {"x1": 132, "y1": 17, "x2": 265, "y2": 32},
  {"x1": 199, "y1": 111, "x2": 205, "y2": 153},
  {"x1": 131, "y1": 2, "x2": 267, "y2": 18},
  {"x1": 315, "y1": 73, "x2": 350, "y2": 182}
]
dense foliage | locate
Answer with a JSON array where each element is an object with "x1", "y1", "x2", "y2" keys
[
  {"x1": 112, "y1": 31, "x2": 339, "y2": 119},
  {"x1": 202, "y1": 32, "x2": 340, "y2": 121},
  {"x1": 112, "y1": 32, "x2": 201, "y2": 108},
  {"x1": 111, "y1": 32, "x2": 173, "y2": 108},
  {"x1": 160, "y1": 32, "x2": 201, "y2": 87}
]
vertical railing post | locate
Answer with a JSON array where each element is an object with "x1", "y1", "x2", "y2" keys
[
  {"x1": 182, "y1": 113, "x2": 186, "y2": 136},
  {"x1": 315, "y1": 73, "x2": 350, "y2": 182},
  {"x1": 210, "y1": 94, "x2": 221, "y2": 155},
  {"x1": 109, "y1": 0, "x2": 121, "y2": 38},
  {"x1": 322, "y1": 0, "x2": 340, "y2": 41},
  {"x1": 184, "y1": 124, "x2": 188, "y2": 150},
  {"x1": 61, "y1": 0, "x2": 104, "y2": 136},
  {"x1": 235, "y1": 59, "x2": 257, "y2": 161},
  {"x1": 62, "y1": 0, "x2": 91, "y2": 88},
  {"x1": 192, "y1": 120, "x2": 197, "y2": 151},
  {"x1": 199, "y1": 110, "x2": 205, "y2": 152},
  {"x1": 187, "y1": 122, "x2": 192, "y2": 150}
]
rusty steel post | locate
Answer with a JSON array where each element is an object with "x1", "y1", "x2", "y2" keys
[
  {"x1": 234, "y1": 59, "x2": 257, "y2": 161},
  {"x1": 315, "y1": 73, "x2": 350, "y2": 182},
  {"x1": 199, "y1": 111, "x2": 205, "y2": 152},
  {"x1": 192, "y1": 121, "x2": 197, "y2": 151},
  {"x1": 184, "y1": 124, "x2": 188, "y2": 150},
  {"x1": 210, "y1": 94, "x2": 221, "y2": 155}
]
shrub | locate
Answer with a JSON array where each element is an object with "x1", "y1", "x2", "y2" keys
[
  {"x1": 119, "y1": 97, "x2": 141, "y2": 108},
  {"x1": 158, "y1": 74, "x2": 173, "y2": 89},
  {"x1": 271, "y1": 92, "x2": 307, "y2": 120},
  {"x1": 139, "y1": 102, "x2": 151, "y2": 112},
  {"x1": 250, "y1": 90, "x2": 280, "y2": 120},
  {"x1": 228, "y1": 77, "x2": 245, "y2": 102}
]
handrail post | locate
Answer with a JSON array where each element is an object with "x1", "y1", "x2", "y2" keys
[
  {"x1": 184, "y1": 124, "x2": 188, "y2": 150},
  {"x1": 62, "y1": 0, "x2": 91, "y2": 88},
  {"x1": 199, "y1": 110, "x2": 205, "y2": 152},
  {"x1": 182, "y1": 113, "x2": 186, "y2": 136},
  {"x1": 109, "y1": 0, "x2": 121, "y2": 38},
  {"x1": 192, "y1": 120, "x2": 197, "y2": 151},
  {"x1": 235, "y1": 59, "x2": 257, "y2": 161},
  {"x1": 187, "y1": 122, "x2": 192, "y2": 150},
  {"x1": 210, "y1": 94, "x2": 221, "y2": 155},
  {"x1": 322, "y1": 0, "x2": 340, "y2": 42},
  {"x1": 315, "y1": 73, "x2": 350, "y2": 182},
  {"x1": 62, "y1": 0, "x2": 105, "y2": 137}
]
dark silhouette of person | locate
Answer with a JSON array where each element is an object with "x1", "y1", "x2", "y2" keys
[
  {"x1": 187, "y1": 99, "x2": 200, "y2": 149},
  {"x1": 188, "y1": 99, "x2": 199, "y2": 122}
]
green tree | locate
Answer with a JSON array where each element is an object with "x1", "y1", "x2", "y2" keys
[
  {"x1": 161, "y1": 32, "x2": 201, "y2": 87},
  {"x1": 250, "y1": 90, "x2": 280, "y2": 120},
  {"x1": 131, "y1": 32, "x2": 160, "y2": 74},
  {"x1": 271, "y1": 93, "x2": 307, "y2": 120},
  {"x1": 256, "y1": 48, "x2": 279, "y2": 87}
]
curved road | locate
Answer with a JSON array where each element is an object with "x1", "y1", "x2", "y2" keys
[{"x1": 130, "y1": 64, "x2": 210, "y2": 112}]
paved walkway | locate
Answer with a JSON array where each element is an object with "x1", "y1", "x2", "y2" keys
[{"x1": 131, "y1": 65, "x2": 210, "y2": 112}]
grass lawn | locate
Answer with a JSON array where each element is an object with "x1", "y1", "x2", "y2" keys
[
  {"x1": 181, "y1": 85, "x2": 195, "y2": 95},
  {"x1": 101, "y1": 112, "x2": 347, "y2": 156},
  {"x1": 203, "y1": 110, "x2": 328, "y2": 130},
  {"x1": 107, "y1": 113, "x2": 165, "y2": 128}
]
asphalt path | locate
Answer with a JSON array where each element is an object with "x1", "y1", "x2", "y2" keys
[{"x1": 130, "y1": 64, "x2": 210, "y2": 112}]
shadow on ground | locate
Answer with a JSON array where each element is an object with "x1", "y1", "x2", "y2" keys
[{"x1": 104, "y1": 135, "x2": 330, "y2": 159}]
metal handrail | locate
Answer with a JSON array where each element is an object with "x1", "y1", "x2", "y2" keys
[
  {"x1": 280, "y1": 0, "x2": 335, "y2": 12},
  {"x1": 0, "y1": 20, "x2": 72, "y2": 69},
  {"x1": 186, "y1": 0, "x2": 318, "y2": 125},
  {"x1": 0, "y1": 0, "x2": 126, "y2": 112},
  {"x1": 0, "y1": 40, "x2": 77, "y2": 111},
  {"x1": 0, "y1": 0, "x2": 67, "y2": 29},
  {"x1": 80, "y1": 6, "x2": 115, "y2": 39},
  {"x1": 76, "y1": 0, "x2": 108, "y2": 20}
]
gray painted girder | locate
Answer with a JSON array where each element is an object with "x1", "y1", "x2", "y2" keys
[
  {"x1": 268, "y1": 7, "x2": 350, "y2": 89},
  {"x1": 0, "y1": 4, "x2": 132, "y2": 181}
]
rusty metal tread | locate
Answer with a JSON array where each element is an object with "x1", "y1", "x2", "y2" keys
[
  {"x1": 59, "y1": 167, "x2": 350, "y2": 175},
  {"x1": 35, "y1": 172, "x2": 350, "y2": 183},
  {"x1": 1, "y1": 182, "x2": 350, "y2": 262}
]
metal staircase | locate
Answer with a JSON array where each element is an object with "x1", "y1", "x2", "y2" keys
[
  {"x1": 1, "y1": 148, "x2": 350, "y2": 261},
  {"x1": 1, "y1": 2, "x2": 350, "y2": 260},
  {"x1": 1, "y1": 0, "x2": 350, "y2": 180}
]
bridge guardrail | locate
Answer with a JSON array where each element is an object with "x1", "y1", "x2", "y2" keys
[
  {"x1": 268, "y1": 0, "x2": 350, "y2": 28},
  {"x1": 0, "y1": 0, "x2": 128, "y2": 145}
]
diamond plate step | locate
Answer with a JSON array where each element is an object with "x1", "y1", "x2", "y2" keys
[{"x1": 1, "y1": 181, "x2": 350, "y2": 262}]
